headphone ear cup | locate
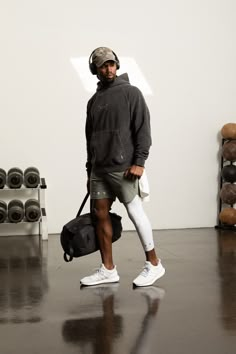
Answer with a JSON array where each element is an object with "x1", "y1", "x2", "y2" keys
[
  {"x1": 89, "y1": 50, "x2": 97, "y2": 75},
  {"x1": 113, "y1": 51, "x2": 120, "y2": 70},
  {"x1": 89, "y1": 62, "x2": 97, "y2": 75}
]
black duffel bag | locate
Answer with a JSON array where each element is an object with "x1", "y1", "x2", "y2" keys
[{"x1": 60, "y1": 193, "x2": 122, "y2": 262}]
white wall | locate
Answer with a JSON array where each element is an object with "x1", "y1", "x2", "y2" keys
[{"x1": 0, "y1": 0, "x2": 236, "y2": 233}]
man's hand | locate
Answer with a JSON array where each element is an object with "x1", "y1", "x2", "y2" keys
[{"x1": 124, "y1": 165, "x2": 144, "y2": 180}]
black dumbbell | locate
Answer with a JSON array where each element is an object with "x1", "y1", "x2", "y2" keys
[
  {"x1": 8, "y1": 199, "x2": 24, "y2": 223},
  {"x1": 7, "y1": 167, "x2": 24, "y2": 189},
  {"x1": 0, "y1": 168, "x2": 6, "y2": 189},
  {"x1": 24, "y1": 167, "x2": 40, "y2": 188},
  {"x1": 0, "y1": 200, "x2": 7, "y2": 223},
  {"x1": 25, "y1": 199, "x2": 41, "y2": 222}
]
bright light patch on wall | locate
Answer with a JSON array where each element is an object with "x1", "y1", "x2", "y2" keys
[{"x1": 70, "y1": 57, "x2": 153, "y2": 96}]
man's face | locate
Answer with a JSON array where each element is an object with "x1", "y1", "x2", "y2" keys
[{"x1": 97, "y1": 60, "x2": 117, "y2": 83}]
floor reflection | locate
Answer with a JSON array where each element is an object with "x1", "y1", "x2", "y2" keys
[
  {"x1": 130, "y1": 287, "x2": 165, "y2": 354},
  {"x1": 62, "y1": 284, "x2": 165, "y2": 354},
  {"x1": 0, "y1": 236, "x2": 48, "y2": 324},
  {"x1": 217, "y1": 230, "x2": 236, "y2": 332},
  {"x1": 62, "y1": 283, "x2": 122, "y2": 354}
]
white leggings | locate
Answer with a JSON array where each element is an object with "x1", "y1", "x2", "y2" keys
[{"x1": 124, "y1": 195, "x2": 154, "y2": 252}]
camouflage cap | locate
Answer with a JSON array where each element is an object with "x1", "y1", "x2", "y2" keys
[{"x1": 92, "y1": 47, "x2": 117, "y2": 68}]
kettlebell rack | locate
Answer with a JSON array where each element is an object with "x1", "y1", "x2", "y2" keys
[
  {"x1": 0, "y1": 167, "x2": 48, "y2": 240},
  {"x1": 215, "y1": 138, "x2": 236, "y2": 231}
]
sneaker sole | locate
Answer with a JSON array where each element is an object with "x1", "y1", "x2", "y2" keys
[
  {"x1": 133, "y1": 268, "x2": 165, "y2": 287},
  {"x1": 80, "y1": 275, "x2": 120, "y2": 286}
]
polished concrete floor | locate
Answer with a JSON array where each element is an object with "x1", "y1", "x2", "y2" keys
[{"x1": 0, "y1": 228, "x2": 236, "y2": 354}]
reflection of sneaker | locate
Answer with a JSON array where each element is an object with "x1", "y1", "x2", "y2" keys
[
  {"x1": 133, "y1": 260, "x2": 165, "y2": 287},
  {"x1": 80, "y1": 283, "x2": 119, "y2": 299},
  {"x1": 80, "y1": 264, "x2": 120, "y2": 286},
  {"x1": 133, "y1": 286, "x2": 165, "y2": 300}
]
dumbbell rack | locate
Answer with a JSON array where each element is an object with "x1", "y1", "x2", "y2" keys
[
  {"x1": 0, "y1": 178, "x2": 48, "y2": 240},
  {"x1": 215, "y1": 138, "x2": 236, "y2": 231}
]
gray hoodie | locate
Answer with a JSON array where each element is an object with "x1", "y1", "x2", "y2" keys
[{"x1": 85, "y1": 73, "x2": 152, "y2": 175}]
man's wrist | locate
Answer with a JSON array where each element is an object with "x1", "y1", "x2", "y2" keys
[{"x1": 133, "y1": 158, "x2": 145, "y2": 167}]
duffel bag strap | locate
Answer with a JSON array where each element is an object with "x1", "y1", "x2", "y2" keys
[
  {"x1": 76, "y1": 192, "x2": 90, "y2": 217},
  {"x1": 64, "y1": 246, "x2": 74, "y2": 262}
]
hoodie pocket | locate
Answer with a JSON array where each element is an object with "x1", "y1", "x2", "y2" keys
[{"x1": 91, "y1": 130, "x2": 125, "y2": 167}]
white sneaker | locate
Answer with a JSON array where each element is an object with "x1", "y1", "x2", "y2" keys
[
  {"x1": 133, "y1": 260, "x2": 165, "y2": 287},
  {"x1": 80, "y1": 264, "x2": 120, "y2": 286}
]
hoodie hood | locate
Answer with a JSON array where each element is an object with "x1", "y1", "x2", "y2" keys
[{"x1": 96, "y1": 73, "x2": 130, "y2": 91}]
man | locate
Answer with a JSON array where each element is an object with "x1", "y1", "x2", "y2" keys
[{"x1": 80, "y1": 47, "x2": 165, "y2": 287}]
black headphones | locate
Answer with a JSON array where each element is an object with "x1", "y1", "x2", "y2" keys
[{"x1": 88, "y1": 47, "x2": 120, "y2": 75}]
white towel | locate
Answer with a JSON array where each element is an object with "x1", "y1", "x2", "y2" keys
[{"x1": 139, "y1": 169, "x2": 150, "y2": 202}]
